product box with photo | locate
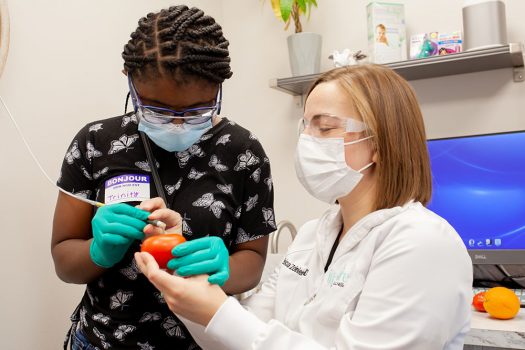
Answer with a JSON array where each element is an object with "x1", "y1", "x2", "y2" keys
[{"x1": 367, "y1": 2, "x2": 407, "y2": 64}]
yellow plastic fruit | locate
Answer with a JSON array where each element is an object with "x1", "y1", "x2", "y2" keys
[{"x1": 483, "y1": 287, "x2": 520, "y2": 320}]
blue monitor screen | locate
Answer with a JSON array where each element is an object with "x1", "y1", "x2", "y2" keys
[{"x1": 427, "y1": 131, "x2": 525, "y2": 251}]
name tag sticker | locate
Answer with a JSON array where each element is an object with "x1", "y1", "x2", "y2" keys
[{"x1": 104, "y1": 174, "x2": 150, "y2": 204}]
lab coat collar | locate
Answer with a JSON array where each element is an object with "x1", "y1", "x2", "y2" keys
[{"x1": 315, "y1": 201, "x2": 419, "y2": 270}]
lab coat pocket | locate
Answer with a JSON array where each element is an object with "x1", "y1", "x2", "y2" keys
[{"x1": 316, "y1": 274, "x2": 365, "y2": 327}]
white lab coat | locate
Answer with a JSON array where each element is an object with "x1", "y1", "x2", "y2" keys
[{"x1": 182, "y1": 201, "x2": 473, "y2": 350}]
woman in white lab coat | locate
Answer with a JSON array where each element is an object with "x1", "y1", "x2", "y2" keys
[{"x1": 134, "y1": 64, "x2": 473, "y2": 350}]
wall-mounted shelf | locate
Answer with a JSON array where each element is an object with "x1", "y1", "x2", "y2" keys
[{"x1": 270, "y1": 42, "x2": 525, "y2": 96}]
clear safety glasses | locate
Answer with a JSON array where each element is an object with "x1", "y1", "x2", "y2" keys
[
  {"x1": 299, "y1": 113, "x2": 368, "y2": 139},
  {"x1": 128, "y1": 75, "x2": 222, "y2": 125}
]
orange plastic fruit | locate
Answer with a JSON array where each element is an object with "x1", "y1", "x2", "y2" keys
[
  {"x1": 141, "y1": 234, "x2": 186, "y2": 269},
  {"x1": 472, "y1": 291, "x2": 486, "y2": 312},
  {"x1": 483, "y1": 287, "x2": 520, "y2": 320}
]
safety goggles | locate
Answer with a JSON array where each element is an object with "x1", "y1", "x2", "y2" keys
[
  {"x1": 128, "y1": 75, "x2": 222, "y2": 125},
  {"x1": 299, "y1": 113, "x2": 368, "y2": 139}
]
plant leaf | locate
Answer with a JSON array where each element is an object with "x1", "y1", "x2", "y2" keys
[
  {"x1": 297, "y1": 0, "x2": 307, "y2": 13},
  {"x1": 270, "y1": 0, "x2": 283, "y2": 20},
  {"x1": 280, "y1": 0, "x2": 294, "y2": 23}
]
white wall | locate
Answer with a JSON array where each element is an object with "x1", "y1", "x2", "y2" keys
[{"x1": 0, "y1": 0, "x2": 524, "y2": 349}]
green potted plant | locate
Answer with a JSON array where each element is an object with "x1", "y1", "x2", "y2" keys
[{"x1": 268, "y1": 0, "x2": 321, "y2": 76}]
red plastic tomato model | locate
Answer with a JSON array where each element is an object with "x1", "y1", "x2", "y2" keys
[
  {"x1": 472, "y1": 291, "x2": 486, "y2": 312},
  {"x1": 140, "y1": 234, "x2": 186, "y2": 269}
]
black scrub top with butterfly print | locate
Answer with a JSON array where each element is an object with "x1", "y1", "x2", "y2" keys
[{"x1": 57, "y1": 114, "x2": 276, "y2": 350}]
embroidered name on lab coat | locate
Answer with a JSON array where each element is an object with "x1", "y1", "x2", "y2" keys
[{"x1": 282, "y1": 258, "x2": 309, "y2": 276}]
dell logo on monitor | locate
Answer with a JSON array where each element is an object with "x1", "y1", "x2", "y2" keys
[{"x1": 474, "y1": 254, "x2": 487, "y2": 260}]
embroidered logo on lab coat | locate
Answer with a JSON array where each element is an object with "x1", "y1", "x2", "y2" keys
[{"x1": 327, "y1": 270, "x2": 350, "y2": 287}]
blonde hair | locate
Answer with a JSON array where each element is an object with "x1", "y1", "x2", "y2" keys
[{"x1": 307, "y1": 64, "x2": 432, "y2": 210}]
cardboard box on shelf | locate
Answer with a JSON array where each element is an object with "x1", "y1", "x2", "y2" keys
[{"x1": 367, "y1": 2, "x2": 407, "y2": 64}]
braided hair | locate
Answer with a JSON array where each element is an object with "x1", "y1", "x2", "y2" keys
[{"x1": 122, "y1": 5, "x2": 233, "y2": 84}]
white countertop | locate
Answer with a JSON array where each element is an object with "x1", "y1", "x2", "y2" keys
[{"x1": 465, "y1": 308, "x2": 525, "y2": 349}]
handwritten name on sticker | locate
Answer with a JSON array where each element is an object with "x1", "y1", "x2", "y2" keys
[{"x1": 105, "y1": 174, "x2": 151, "y2": 205}]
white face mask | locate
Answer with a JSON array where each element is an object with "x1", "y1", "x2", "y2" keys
[{"x1": 294, "y1": 134, "x2": 374, "y2": 203}]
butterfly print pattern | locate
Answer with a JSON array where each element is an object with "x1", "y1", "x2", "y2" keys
[
  {"x1": 235, "y1": 228, "x2": 250, "y2": 244},
  {"x1": 135, "y1": 161, "x2": 151, "y2": 172},
  {"x1": 110, "y1": 290, "x2": 133, "y2": 310},
  {"x1": 217, "y1": 183, "x2": 233, "y2": 194},
  {"x1": 216, "y1": 133, "x2": 231, "y2": 145},
  {"x1": 264, "y1": 176, "x2": 273, "y2": 191},
  {"x1": 89, "y1": 123, "x2": 103, "y2": 133},
  {"x1": 176, "y1": 144, "x2": 205, "y2": 168},
  {"x1": 93, "y1": 327, "x2": 111, "y2": 349},
  {"x1": 86, "y1": 142, "x2": 102, "y2": 161},
  {"x1": 200, "y1": 133, "x2": 213, "y2": 141},
  {"x1": 137, "y1": 342, "x2": 155, "y2": 350},
  {"x1": 108, "y1": 134, "x2": 139, "y2": 154},
  {"x1": 114, "y1": 324, "x2": 136, "y2": 342},
  {"x1": 92, "y1": 313, "x2": 110, "y2": 326},
  {"x1": 187, "y1": 167, "x2": 206, "y2": 180},
  {"x1": 93, "y1": 167, "x2": 109, "y2": 180},
  {"x1": 73, "y1": 190, "x2": 92, "y2": 199},
  {"x1": 182, "y1": 213, "x2": 193, "y2": 236},
  {"x1": 139, "y1": 312, "x2": 162, "y2": 323},
  {"x1": 234, "y1": 150, "x2": 260, "y2": 171},
  {"x1": 120, "y1": 259, "x2": 140, "y2": 280},
  {"x1": 208, "y1": 155, "x2": 229, "y2": 172},
  {"x1": 262, "y1": 207, "x2": 277, "y2": 229},
  {"x1": 223, "y1": 222, "x2": 232, "y2": 237},
  {"x1": 165, "y1": 178, "x2": 182, "y2": 195},
  {"x1": 250, "y1": 168, "x2": 261, "y2": 183},
  {"x1": 234, "y1": 206, "x2": 242, "y2": 219},
  {"x1": 80, "y1": 165, "x2": 92, "y2": 180},
  {"x1": 79, "y1": 307, "x2": 88, "y2": 328},
  {"x1": 245, "y1": 194, "x2": 259, "y2": 212},
  {"x1": 162, "y1": 317, "x2": 186, "y2": 338},
  {"x1": 65, "y1": 141, "x2": 81, "y2": 164},
  {"x1": 193, "y1": 193, "x2": 225, "y2": 219},
  {"x1": 121, "y1": 114, "x2": 138, "y2": 127}
]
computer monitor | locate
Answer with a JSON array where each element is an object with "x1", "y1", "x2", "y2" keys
[{"x1": 427, "y1": 130, "x2": 525, "y2": 265}]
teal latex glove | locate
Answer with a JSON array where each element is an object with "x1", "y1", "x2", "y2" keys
[
  {"x1": 90, "y1": 203, "x2": 150, "y2": 268},
  {"x1": 167, "y1": 236, "x2": 230, "y2": 286}
]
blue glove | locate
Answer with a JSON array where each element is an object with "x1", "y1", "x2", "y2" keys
[
  {"x1": 167, "y1": 236, "x2": 230, "y2": 286},
  {"x1": 90, "y1": 203, "x2": 150, "y2": 268}
]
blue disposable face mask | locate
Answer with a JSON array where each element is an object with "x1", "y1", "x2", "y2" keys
[{"x1": 138, "y1": 117, "x2": 213, "y2": 152}]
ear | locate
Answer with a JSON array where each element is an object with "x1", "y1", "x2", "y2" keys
[{"x1": 371, "y1": 148, "x2": 378, "y2": 164}]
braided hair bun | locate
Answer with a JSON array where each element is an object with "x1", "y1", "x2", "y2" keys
[{"x1": 122, "y1": 5, "x2": 232, "y2": 84}]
